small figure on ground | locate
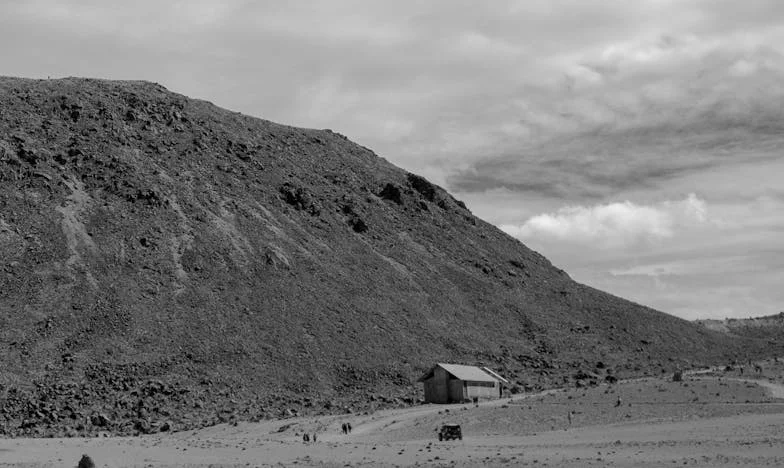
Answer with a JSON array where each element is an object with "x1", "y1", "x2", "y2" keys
[
  {"x1": 77, "y1": 454, "x2": 96, "y2": 468},
  {"x1": 615, "y1": 396, "x2": 622, "y2": 407},
  {"x1": 303, "y1": 433, "x2": 310, "y2": 443},
  {"x1": 347, "y1": 422, "x2": 352, "y2": 433},
  {"x1": 312, "y1": 433, "x2": 317, "y2": 442},
  {"x1": 567, "y1": 411, "x2": 573, "y2": 425},
  {"x1": 341, "y1": 422, "x2": 347, "y2": 434}
]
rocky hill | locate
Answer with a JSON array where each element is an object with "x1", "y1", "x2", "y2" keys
[
  {"x1": 697, "y1": 313, "x2": 784, "y2": 342},
  {"x1": 0, "y1": 77, "x2": 773, "y2": 437}
]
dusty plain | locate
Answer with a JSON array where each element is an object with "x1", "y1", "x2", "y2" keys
[{"x1": 2, "y1": 359, "x2": 784, "y2": 467}]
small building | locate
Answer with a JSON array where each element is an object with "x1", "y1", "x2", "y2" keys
[{"x1": 418, "y1": 363, "x2": 508, "y2": 404}]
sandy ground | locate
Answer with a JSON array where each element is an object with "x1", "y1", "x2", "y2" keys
[{"x1": 3, "y1": 359, "x2": 784, "y2": 467}]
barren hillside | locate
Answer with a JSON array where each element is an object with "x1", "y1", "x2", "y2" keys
[
  {"x1": 697, "y1": 313, "x2": 784, "y2": 341},
  {"x1": 0, "y1": 77, "x2": 773, "y2": 437}
]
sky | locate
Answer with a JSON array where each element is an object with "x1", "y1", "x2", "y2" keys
[{"x1": 2, "y1": 0, "x2": 783, "y2": 319}]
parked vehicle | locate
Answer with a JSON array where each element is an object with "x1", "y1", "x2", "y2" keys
[{"x1": 437, "y1": 423, "x2": 462, "y2": 441}]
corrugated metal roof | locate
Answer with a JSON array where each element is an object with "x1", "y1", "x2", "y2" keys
[
  {"x1": 437, "y1": 363, "x2": 503, "y2": 383},
  {"x1": 417, "y1": 363, "x2": 509, "y2": 383},
  {"x1": 481, "y1": 367, "x2": 509, "y2": 384}
]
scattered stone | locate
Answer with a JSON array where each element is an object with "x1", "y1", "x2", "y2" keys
[
  {"x1": 91, "y1": 413, "x2": 111, "y2": 427},
  {"x1": 378, "y1": 183, "x2": 403, "y2": 204},
  {"x1": 406, "y1": 173, "x2": 436, "y2": 201},
  {"x1": 77, "y1": 454, "x2": 96, "y2": 468},
  {"x1": 348, "y1": 216, "x2": 368, "y2": 233},
  {"x1": 279, "y1": 183, "x2": 321, "y2": 215}
]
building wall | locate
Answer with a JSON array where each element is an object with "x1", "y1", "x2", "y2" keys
[
  {"x1": 422, "y1": 367, "x2": 503, "y2": 403},
  {"x1": 422, "y1": 367, "x2": 450, "y2": 403},
  {"x1": 464, "y1": 381, "x2": 501, "y2": 401},
  {"x1": 423, "y1": 378, "x2": 446, "y2": 403},
  {"x1": 448, "y1": 379, "x2": 465, "y2": 402}
]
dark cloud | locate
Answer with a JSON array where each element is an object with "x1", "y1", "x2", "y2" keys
[
  {"x1": 448, "y1": 38, "x2": 784, "y2": 199},
  {"x1": 449, "y1": 114, "x2": 784, "y2": 200}
]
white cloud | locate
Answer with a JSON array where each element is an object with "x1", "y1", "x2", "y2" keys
[
  {"x1": 609, "y1": 256, "x2": 766, "y2": 277},
  {"x1": 453, "y1": 31, "x2": 525, "y2": 60},
  {"x1": 501, "y1": 193, "x2": 707, "y2": 249},
  {"x1": 13, "y1": 0, "x2": 236, "y2": 37}
]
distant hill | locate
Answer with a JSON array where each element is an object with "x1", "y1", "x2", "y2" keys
[
  {"x1": 697, "y1": 313, "x2": 784, "y2": 341},
  {"x1": 0, "y1": 77, "x2": 774, "y2": 437}
]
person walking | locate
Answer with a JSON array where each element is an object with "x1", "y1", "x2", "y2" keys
[{"x1": 347, "y1": 422, "x2": 352, "y2": 434}]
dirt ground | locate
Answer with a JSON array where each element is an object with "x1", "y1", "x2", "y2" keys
[{"x1": 2, "y1": 358, "x2": 784, "y2": 467}]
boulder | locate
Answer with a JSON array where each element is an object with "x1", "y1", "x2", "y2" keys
[{"x1": 77, "y1": 454, "x2": 96, "y2": 468}]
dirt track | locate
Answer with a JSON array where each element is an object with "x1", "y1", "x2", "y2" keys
[{"x1": 3, "y1": 363, "x2": 784, "y2": 467}]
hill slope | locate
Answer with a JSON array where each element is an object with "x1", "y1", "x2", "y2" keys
[
  {"x1": 697, "y1": 313, "x2": 784, "y2": 341},
  {"x1": 0, "y1": 77, "x2": 769, "y2": 436}
]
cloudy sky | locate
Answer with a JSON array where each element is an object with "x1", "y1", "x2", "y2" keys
[{"x1": 2, "y1": 0, "x2": 783, "y2": 319}]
